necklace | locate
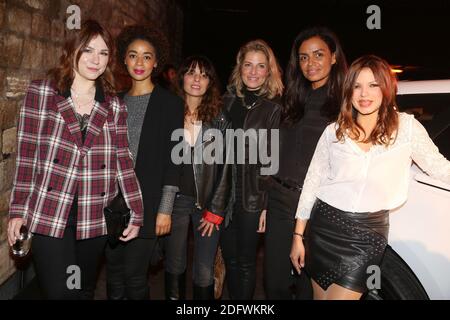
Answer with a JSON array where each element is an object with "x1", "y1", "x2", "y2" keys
[
  {"x1": 241, "y1": 97, "x2": 258, "y2": 110},
  {"x1": 70, "y1": 86, "x2": 95, "y2": 98},
  {"x1": 185, "y1": 108, "x2": 198, "y2": 125}
]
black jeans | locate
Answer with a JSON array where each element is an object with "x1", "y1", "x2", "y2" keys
[
  {"x1": 165, "y1": 194, "x2": 221, "y2": 287},
  {"x1": 105, "y1": 236, "x2": 160, "y2": 300},
  {"x1": 221, "y1": 170, "x2": 261, "y2": 300},
  {"x1": 31, "y1": 212, "x2": 107, "y2": 300},
  {"x1": 265, "y1": 178, "x2": 313, "y2": 299}
]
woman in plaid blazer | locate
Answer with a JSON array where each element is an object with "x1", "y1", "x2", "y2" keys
[{"x1": 7, "y1": 20, "x2": 144, "y2": 299}]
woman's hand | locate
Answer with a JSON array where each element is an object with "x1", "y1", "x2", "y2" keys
[
  {"x1": 198, "y1": 218, "x2": 219, "y2": 237},
  {"x1": 155, "y1": 213, "x2": 172, "y2": 236},
  {"x1": 257, "y1": 209, "x2": 266, "y2": 233},
  {"x1": 7, "y1": 218, "x2": 26, "y2": 246},
  {"x1": 120, "y1": 224, "x2": 140, "y2": 242},
  {"x1": 290, "y1": 235, "x2": 305, "y2": 275}
]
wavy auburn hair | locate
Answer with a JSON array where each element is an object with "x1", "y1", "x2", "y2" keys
[
  {"x1": 336, "y1": 55, "x2": 399, "y2": 145},
  {"x1": 177, "y1": 55, "x2": 222, "y2": 123},
  {"x1": 48, "y1": 19, "x2": 116, "y2": 96},
  {"x1": 227, "y1": 39, "x2": 283, "y2": 99}
]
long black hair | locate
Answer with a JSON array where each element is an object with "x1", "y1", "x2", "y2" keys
[{"x1": 282, "y1": 26, "x2": 347, "y2": 125}]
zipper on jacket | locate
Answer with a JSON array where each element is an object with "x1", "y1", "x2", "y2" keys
[{"x1": 191, "y1": 134, "x2": 215, "y2": 210}]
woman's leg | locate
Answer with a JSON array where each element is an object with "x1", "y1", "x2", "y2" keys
[
  {"x1": 122, "y1": 237, "x2": 158, "y2": 300},
  {"x1": 164, "y1": 194, "x2": 192, "y2": 299},
  {"x1": 220, "y1": 214, "x2": 239, "y2": 299},
  {"x1": 105, "y1": 242, "x2": 126, "y2": 300},
  {"x1": 75, "y1": 235, "x2": 108, "y2": 300},
  {"x1": 235, "y1": 206, "x2": 261, "y2": 300},
  {"x1": 265, "y1": 187, "x2": 298, "y2": 299},
  {"x1": 191, "y1": 208, "x2": 221, "y2": 299},
  {"x1": 31, "y1": 227, "x2": 79, "y2": 300}
]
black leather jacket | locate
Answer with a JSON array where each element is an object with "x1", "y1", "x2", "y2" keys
[
  {"x1": 191, "y1": 111, "x2": 232, "y2": 222},
  {"x1": 223, "y1": 91, "x2": 281, "y2": 215}
]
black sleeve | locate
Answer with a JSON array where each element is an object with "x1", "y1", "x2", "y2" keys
[
  {"x1": 206, "y1": 115, "x2": 232, "y2": 217},
  {"x1": 163, "y1": 96, "x2": 184, "y2": 187},
  {"x1": 261, "y1": 103, "x2": 281, "y2": 210}
]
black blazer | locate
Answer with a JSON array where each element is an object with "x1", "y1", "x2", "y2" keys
[{"x1": 121, "y1": 85, "x2": 184, "y2": 238}]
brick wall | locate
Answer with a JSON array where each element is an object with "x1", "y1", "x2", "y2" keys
[{"x1": 0, "y1": 0, "x2": 183, "y2": 288}]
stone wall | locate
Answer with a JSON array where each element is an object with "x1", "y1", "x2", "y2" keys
[{"x1": 0, "y1": 0, "x2": 183, "y2": 288}]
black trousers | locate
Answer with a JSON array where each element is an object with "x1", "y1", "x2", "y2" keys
[
  {"x1": 221, "y1": 169, "x2": 261, "y2": 300},
  {"x1": 105, "y1": 236, "x2": 160, "y2": 300},
  {"x1": 31, "y1": 212, "x2": 107, "y2": 300},
  {"x1": 265, "y1": 178, "x2": 313, "y2": 299}
]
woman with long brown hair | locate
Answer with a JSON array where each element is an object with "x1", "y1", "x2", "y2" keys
[
  {"x1": 265, "y1": 26, "x2": 347, "y2": 300},
  {"x1": 290, "y1": 55, "x2": 450, "y2": 300},
  {"x1": 163, "y1": 55, "x2": 231, "y2": 300},
  {"x1": 7, "y1": 20, "x2": 144, "y2": 299}
]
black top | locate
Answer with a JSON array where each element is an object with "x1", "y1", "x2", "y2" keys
[
  {"x1": 120, "y1": 85, "x2": 184, "y2": 238},
  {"x1": 229, "y1": 88, "x2": 262, "y2": 129},
  {"x1": 276, "y1": 85, "x2": 330, "y2": 187},
  {"x1": 179, "y1": 146, "x2": 196, "y2": 197}
]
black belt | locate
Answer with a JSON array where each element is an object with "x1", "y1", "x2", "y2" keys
[{"x1": 272, "y1": 176, "x2": 302, "y2": 192}]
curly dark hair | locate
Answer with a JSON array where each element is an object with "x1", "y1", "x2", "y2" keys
[
  {"x1": 116, "y1": 25, "x2": 169, "y2": 77},
  {"x1": 177, "y1": 55, "x2": 223, "y2": 123}
]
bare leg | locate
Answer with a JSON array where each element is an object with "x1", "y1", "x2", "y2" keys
[
  {"x1": 325, "y1": 283, "x2": 363, "y2": 300},
  {"x1": 311, "y1": 279, "x2": 327, "y2": 300}
]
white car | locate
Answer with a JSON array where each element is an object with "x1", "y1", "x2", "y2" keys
[{"x1": 365, "y1": 79, "x2": 450, "y2": 300}]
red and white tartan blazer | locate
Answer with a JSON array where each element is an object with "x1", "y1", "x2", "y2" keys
[{"x1": 9, "y1": 80, "x2": 144, "y2": 239}]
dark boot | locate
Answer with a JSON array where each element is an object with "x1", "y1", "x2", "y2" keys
[
  {"x1": 164, "y1": 271, "x2": 186, "y2": 300},
  {"x1": 193, "y1": 283, "x2": 214, "y2": 300}
]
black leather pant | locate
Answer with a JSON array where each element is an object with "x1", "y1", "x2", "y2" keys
[{"x1": 221, "y1": 196, "x2": 261, "y2": 300}]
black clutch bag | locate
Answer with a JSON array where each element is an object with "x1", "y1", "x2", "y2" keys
[{"x1": 104, "y1": 189, "x2": 131, "y2": 247}]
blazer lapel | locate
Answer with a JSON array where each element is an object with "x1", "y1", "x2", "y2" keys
[
  {"x1": 55, "y1": 94, "x2": 83, "y2": 149},
  {"x1": 82, "y1": 99, "x2": 110, "y2": 154}
]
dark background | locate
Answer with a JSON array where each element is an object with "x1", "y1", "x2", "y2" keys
[{"x1": 180, "y1": 0, "x2": 450, "y2": 89}]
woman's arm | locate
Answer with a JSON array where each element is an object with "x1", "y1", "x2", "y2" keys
[
  {"x1": 115, "y1": 100, "x2": 144, "y2": 228},
  {"x1": 204, "y1": 116, "x2": 233, "y2": 226},
  {"x1": 9, "y1": 81, "x2": 42, "y2": 220},
  {"x1": 295, "y1": 127, "x2": 331, "y2": 219},
  {"x1": 411, "y1": 117, "x2": 450, "y2": 184},
  {"x1": 8, "y1": 80, "x2": 42, "y2": 245}
]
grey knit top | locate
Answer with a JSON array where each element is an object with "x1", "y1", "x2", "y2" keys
[
  {"x1": 124, "y1": 93, "x2": 151, "y2": 164},
  {"x1": 124, "y1": 92, "x2": 179, "y2": 215}
]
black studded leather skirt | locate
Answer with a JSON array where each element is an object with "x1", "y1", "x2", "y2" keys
[{"x1": 304, "y1": 199, "x2": 389, "y2": 293}]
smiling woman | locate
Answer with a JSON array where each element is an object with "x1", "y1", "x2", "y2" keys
[
  {"x1": 221, "y1": 39, "x2": 283, "y2": 300},
  {"x1": 104, "y1": 25, "x2": 184, "y2": 300},
  {"x1": 290, "y1": 55, "x2": 450, "y2": 300},
  {"x1": 7, "y1": 20, "x2": 144, "y2": 300}
]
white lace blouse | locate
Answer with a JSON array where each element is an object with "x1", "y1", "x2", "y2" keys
[{"x1": 295, "y1": 112, "x2": 450, "y2": 220}]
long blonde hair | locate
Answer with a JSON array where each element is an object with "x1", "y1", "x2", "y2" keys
[{"x1": 227, "y1": 39, "x2": 283, "y2": 99}]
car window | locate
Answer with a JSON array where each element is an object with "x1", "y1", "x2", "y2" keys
[{"x1": 397, "y1": 93, "x2": 450, "y2": 159}]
